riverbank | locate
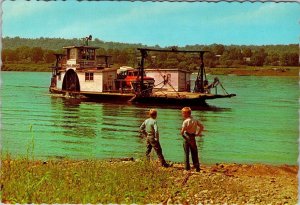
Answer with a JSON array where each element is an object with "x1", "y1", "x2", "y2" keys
[
  {"x1": 1, "y1": 63, "x2": 52, "y2": 72},
  {"x1": 1, "y1": 158, "x2": 298, "y2": 204},
  {"x1": 206, "y1": 66, "x2": 299, "y2": 76},
  {"x1": 1, "y1": 63, "x2": 299, "y2": 76}
]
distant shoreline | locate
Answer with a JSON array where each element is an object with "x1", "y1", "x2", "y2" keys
[
  {"x1": 1, "y1": 63, "x2": 299, "y2": 76},
  {"x1": 206, "y1": 66, "x2": 299, "y2": 77}
]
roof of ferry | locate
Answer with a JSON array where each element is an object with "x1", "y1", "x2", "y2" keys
[{"x1": 63, "y1": 46, "x2": 99, "y2": 49}]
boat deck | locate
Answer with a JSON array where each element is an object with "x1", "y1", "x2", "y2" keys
[{"x1": 152, "y1": 91, "x2": 227, "y2": 99}]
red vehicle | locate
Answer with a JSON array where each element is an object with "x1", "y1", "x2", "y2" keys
[
  {"x1": 116, "y1": 67, "x2": 154, "y2": 89},
  {"x1": 124, "y1": 70, "x2": 154, "y2": 87}
]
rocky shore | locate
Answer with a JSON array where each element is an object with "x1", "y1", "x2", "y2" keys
[{"x1": 168, "y1": 162, "x2": 298, "y2": 204}]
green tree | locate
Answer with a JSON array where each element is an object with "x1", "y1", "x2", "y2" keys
[
  {"x1": 266, "y1": 52, "x2": 280, "y2": 66},
  {"x1": 280, "y1": 53, "x2": 299, "y2": 66},
  {"x1": 242, "y1": 48, "x2": 252, "y2": 57},
  {"x1": 211, "y1": 44, "x2": 225, "y2": 55},
  {"x1": 2, "y1": 49, "x2": 19, "y2": 62},
  {"x1": 251, "y1": 49, "x2": 267, "y2": 66},
  {"x1": 287, "y1": 53, "x2": 299, "y2": 66},
  {"x1": 44, "y1": 50, "x2": 56, "y2": 63},
  {"x1": 31, "y1": 47, "x2": 44, "y2": 63}
]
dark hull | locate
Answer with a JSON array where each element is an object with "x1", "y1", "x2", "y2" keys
[
  {"x1": 132, "y1": 94, "x2": 236, "y2": 106},
  {"x1": 132, "y1": 96, "x2": 207, "y2": 106},
  {"x1": 49, "y1": 87, "x2": 236, "y2": 106}
]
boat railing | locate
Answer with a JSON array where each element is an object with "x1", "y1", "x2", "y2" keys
[{"x1": 78, "y1": 60, "x2": 97, "y2": 68}]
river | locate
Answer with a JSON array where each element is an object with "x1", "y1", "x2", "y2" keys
[{"x1": 1, "y1": 71, "x2": 298, "y2": 165}]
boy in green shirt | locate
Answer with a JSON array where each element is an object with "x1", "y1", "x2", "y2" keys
[{"x1": 140, "y1": 109, "x2": 169, "y2": 167}]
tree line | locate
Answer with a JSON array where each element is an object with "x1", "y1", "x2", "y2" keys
[{"x1": 2, "y1": 37, "x2": 299, "y2": 70}]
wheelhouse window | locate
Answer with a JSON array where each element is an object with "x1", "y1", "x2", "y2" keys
[
  {"x1": 85, "y1": 72, "x2": 94, "y2": 81},
  {"x1": 69, "y1": 49, "x2": 77, "y2": 59},
  {"x1": 79, "y1": 49, "x2": 95, "y2": 60},
  {"x1": 87, "y1": 49, "x2": 95, "y2": 60}
]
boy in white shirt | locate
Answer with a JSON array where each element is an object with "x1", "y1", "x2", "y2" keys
[{"x1": 181, "y1": 107, "x2": 204, "y2": 172}]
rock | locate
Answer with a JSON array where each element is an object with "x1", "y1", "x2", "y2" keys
[
  {"x1": 166, "y1": 197, "x2": 172, "y2": 205},
  {"x1": 211, "y1": 167, "x2": 218, "y2": 172},
  {"x1": 201, "y1": 189, "x2": 208, "y2": 194}
]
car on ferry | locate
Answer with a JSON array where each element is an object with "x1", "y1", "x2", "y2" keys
[{"x1": 117, "y1": 66, "x2": 155, "y2": 87}]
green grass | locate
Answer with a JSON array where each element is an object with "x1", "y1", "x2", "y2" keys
[
  {"x1": 1, "y1": 157, "x2": 182, "y2": 204},
  {"x1": 3, "y1": 157, "x2": 297, "y2": 204}
]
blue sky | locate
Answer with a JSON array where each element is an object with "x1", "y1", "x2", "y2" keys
[{"x1": 2, "y1": 1, "x2": 300, "y2": 46}]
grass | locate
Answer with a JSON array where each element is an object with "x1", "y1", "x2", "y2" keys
[
  {"x1": 2, "y1": 157, "x2": 297, "y2": 204},
  {"x1": 1, "y1": 156, "x2": 298, "y2": 204},
  {"x1": 1, "y1": 157, "x2": 181, "y2": 204},
  {"x1": 1, "y1": 126, "x2": 181, "y2": 204}
]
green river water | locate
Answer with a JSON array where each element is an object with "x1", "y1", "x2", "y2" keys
[{"x1": 1, "y1": 71, "x2": 298, "y2": 165}]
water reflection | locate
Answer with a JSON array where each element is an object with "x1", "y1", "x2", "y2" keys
[{"x1": 49, "y1": 97, "x2": 97, "y2": 158}]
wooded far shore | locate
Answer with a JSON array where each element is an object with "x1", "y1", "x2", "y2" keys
[
  {"x1": 2, "y1": 37, "x2": 299, "y2": 72},
  {"x1": 1, "y1": 63, "x2": 298, "y2": 77}
]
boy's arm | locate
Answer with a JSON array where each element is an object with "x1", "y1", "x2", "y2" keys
[
  {"x1": 154, "y1": 121, "x2": 159, "y2": 140},
  {"x1": 180, "y1": 121, "x2": 187, "y2": 136},
  {"x1": 196, "y1": 120, "x2": 204, "y2": 136},
  {"x1": 180, "y1": 127, "x2": 185, "y2": 135},
  {"x1": 181, "y1": 123, "x2": 190, "y2": 141},
  {"x1": 140, "y1": 121, "x2": 146, "y2": 135}
]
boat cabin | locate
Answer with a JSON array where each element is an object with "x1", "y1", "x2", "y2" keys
[
  {"x1": 53, "y1": 46, "x2": 117, "y2": 93},
  {"x1": 145, "y1": 68, "x2": 192, "y2": 92},
  {"x1": 63, "y1": 46, "x2": 107, "y2": 70}
]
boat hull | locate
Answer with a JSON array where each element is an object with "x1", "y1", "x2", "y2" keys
[{"x1": 49, "y1": 87, "x2": 236, "y2": 105}]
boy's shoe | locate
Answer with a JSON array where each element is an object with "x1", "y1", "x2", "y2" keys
[
  {"x1": 162, "y1": 163, "x2": 171, "y2": 168},
  {"x1": 195, "y1": 167, "x2": 201, "y2": 172}
]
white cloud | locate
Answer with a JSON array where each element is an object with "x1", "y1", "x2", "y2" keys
[{"x1": 3, "y1": 1, "x2": 52, "y2": 19}]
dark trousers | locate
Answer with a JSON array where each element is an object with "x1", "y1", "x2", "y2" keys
[
  {"x1": 183, "y1": 134, "x2": 200, "y2": 170},
  {"x1": 146, "y1": 137, "x2": 167, "y2": 165}
]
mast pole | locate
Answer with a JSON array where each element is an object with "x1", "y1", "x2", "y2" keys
[
  {"x1": 105, "y1": 56, "x2": 108, "y2": 68},
  {"x1": 200, "y1": 51, "x2": 205, "y2": 93},
  {"x1": 140, "y1": 49, "x2": 147, "y2": 94}
]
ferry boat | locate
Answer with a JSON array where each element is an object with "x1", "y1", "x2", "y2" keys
[{"x1": 49, "y1": 37, "x2": 236, "y2": 105}]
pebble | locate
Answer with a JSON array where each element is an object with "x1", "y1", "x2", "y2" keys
[{"x1": 201, "y1": 189, "x2": 209, "y2": 194}]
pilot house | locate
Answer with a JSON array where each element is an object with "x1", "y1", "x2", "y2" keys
[{"x1": 54, "y1": 46, "x2": 117, "y2": 93}]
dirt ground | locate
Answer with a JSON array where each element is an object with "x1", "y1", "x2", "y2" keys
[{"x1": 165, "y1": 163, "x2": 298, "y2": 204}]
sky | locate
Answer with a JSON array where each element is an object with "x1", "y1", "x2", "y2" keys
[{"x1": 2, "y1": 1, "x2": 300, "y2": 46}]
